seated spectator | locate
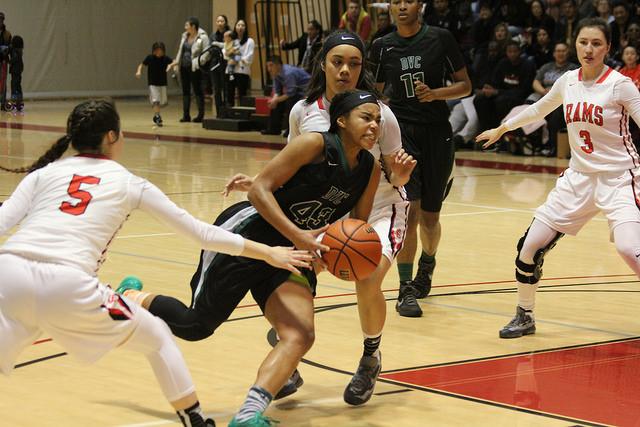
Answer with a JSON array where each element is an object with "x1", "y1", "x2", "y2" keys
[
  {"x1": 593, "y1": 0, "x2": 615, "y2": 24},
  {"x1": 474, "y1": 41, "x2": 535, "y2": 133},
  {"x1": 618, "y1": 44, "x2": 640, "y2": 150},
  {"x1": 451, "y1": 40, "x2": 503, "y2": 149},
  {"x1": 615, "y1": 22, "x2": 640, "y2": 60},
  {"x1": 280, "y1": 20, "x2": 323, "y2": 74},
  {"x1": 526, "y1": 27, "x2": 555, "y2": 69},
  {"x1": 554, "y1": 0, "x2": 580, "y2": 46},
  {"x1": 473, "y1": 22, "x2": 511, "y2": 79},
  {"x1": 530, "y1": 42, "x2": 578, "y2": 156},
  {"x1": 339, "y1": 0, "x2": 372, "y2": 42},
  {"x1": 611, "y1": 0, "x2": 635, "y2": 54},
  {"x1": 424, "y1": 0, "x2": 463, "y2": 41},
  {"x1": 470, "y1": 2, "x2": 498, "y2": 53},
  {"x1": 260, "y1": 56, "x2": 310, "y2": 137},
  {"x1": 370, "y1": 11, "x2": 396, "y2": 44},
  {"x1": 493, "y1": 0, "x2": 528, "y2": 34},
  {"x1": 525, "y1": 0, "x2": 556, "y2": 36}
]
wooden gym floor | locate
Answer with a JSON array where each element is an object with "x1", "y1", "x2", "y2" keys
[{"x1": 1, "y1": 99, "x2": 639, "y2": 427}]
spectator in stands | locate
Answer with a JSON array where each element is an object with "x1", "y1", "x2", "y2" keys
[
  {"x1": 339, "y1": 0, "x2": 372, "y2": 42},
  {"x1": 209, "y1": 15, "x2": 231, "y2": 116},
  {"x1": 260, "y1": 56, "x2": 310, "y2": 137},
  {"x1": 227, "y1": 19, "x2": 255, "y2": 106},
  {"x1": 618, "y1": 44, "x2": 640, "y2": 150},
  {"x1": 525, "y1": 0, "x2": 556, "y2": 36},
  {"x1": 617, "y1": 22, "x2": 640, "y2": 58},
  {"x1": 0, "y1": 11, "x2": 11, "y2": 111},
  {"x1": 167, "y1": 17, "x2": 210, "y2": 123},
  {"x1": 594, "y1": 0, "x2": 615, "y2": 24},
  {"x1": 470, "y1": 2, "x2": 499, "y2": 54},
  {"x1": 424, "y1": 0, "x2": 463, "y2": 41},
  {"x1": 8, "y1": 34, "x2": 22, "y2": 112},
  {"x1": 370, "y1": 11, "x2": 396, "y2": 44},
  {"x1": 474, "y1": 40, "x2": 536, "y2": 133},
  {"x1": 554, "y1": 0, "x2": 580, "y2": 46},
  {"x1": 611, "y1": 0, "x2": 635, "y2": 54},
  {"x1": 280, "y1": 20, "x2": 323, "y2": 74},
  {"x1": 451, "y1": 40, "x2": 503, "y2": 149},
  {"x1": 531, "y1": 42, "x2": 578, "y2": 156},
  {"x1": 493, "y1": 0, "x2": 528, "y2": 34},
  {"x1": 577, "y1": 0, "x2": 597, "y2": 19},
  {"x1": 526, "y1": 27, "x2": 555, "y2": 68}
]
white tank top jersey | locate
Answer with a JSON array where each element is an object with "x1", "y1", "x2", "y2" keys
[
  {"x1": 288, "y1": 96, "x2": 407, "y2": 206},
  {"x1": 0, "y1": 154, "x2": 245, "y2": 275},
  {"x1": 505, "y1": 66, "x2": 640, "y2": 173}
]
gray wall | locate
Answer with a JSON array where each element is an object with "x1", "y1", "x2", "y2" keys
[{"x1": 4, "y1": 0, "x2": 211, "y2": 98}]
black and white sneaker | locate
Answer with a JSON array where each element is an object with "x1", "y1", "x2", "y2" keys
[
  {"x1": 395, "y1": 281, "x2": 422, "y2": 317},
  {"x1": 413, "y1": 254, "x2": 435, "y2": 298},
  {"x1": 499, "y1": 306, "x2": 536, "y2": 339},
  {"x1": 274, "y1": 369, "x2": 304, "y2": 400},
  {"x1": 153, "y1": 114, "x2": 163, "y2": 127},
  {"x1": 343, "y1": 351, "x2": 381, "y2": 406}
]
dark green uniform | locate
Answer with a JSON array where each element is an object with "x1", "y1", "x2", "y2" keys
[
  {"x1": 370, "y1": 25, "x2": 465, "y2": 211},
  {"x1": 152, "y1": 132, "x2": 375, "y2": 341}
]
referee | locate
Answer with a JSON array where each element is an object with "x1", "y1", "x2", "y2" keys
[{"x1": 370, "y1": 0, "x2": 471, "y2": 317}]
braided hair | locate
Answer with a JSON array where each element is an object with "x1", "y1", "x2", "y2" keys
[{"x1": 1, "y1": 99, "x2": 120, "y2": 173}]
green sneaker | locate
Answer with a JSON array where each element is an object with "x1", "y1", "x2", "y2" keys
[
  {"x1": 228, "y1": 413, "x2": 279, "y2": 427},
  {"x1": 116, "y1": 276, "x2": 143, "y2": 294}
]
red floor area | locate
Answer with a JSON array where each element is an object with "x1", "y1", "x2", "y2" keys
[{"x1": 381, "y1": 339, "x2": 640, "y2": 426}]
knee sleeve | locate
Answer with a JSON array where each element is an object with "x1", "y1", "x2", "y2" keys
[
  {"x1": 614, "y1": 223, "x2": 640, "y2": 276},
  {"x1": 121, "y1": 309, "x2": 195, "y2": 402},
  {"x1": 515, "y1": 226, "x2": 564, "y2": 284},
  {"x1": 148, "y1": 295, "x2": 216, "y2": 342}
]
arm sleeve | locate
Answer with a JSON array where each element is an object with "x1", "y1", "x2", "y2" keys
[
  {"x1": 379, "y1": 104, "x2": 402, "y2": 155},
  {"x1": 503, "y1": 74, "x2": 565, "y2": 130},
  {"x1": 615, "y1": 77, "x2": 640, "y2": 127},
  {"x1": 0, "y1": 171, "x2": 38, "y2": 236},
  {"x1": 136, "y1": 179, "x2": 245, "y2": 255}
]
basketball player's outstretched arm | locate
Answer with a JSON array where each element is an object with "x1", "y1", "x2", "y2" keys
[
  {"x1": 247, "y1": 132, "x2": 331, "y2": 254},
  {"x1": 138, "y1": 180, "x2": 312, "y2": 274},
  {"x1": 476, "y1": 74, "x2": 565, "y2": 148}
]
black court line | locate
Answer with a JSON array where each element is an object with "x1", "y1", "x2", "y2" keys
[{"x1": 15, "y1": 352, "x2": 67, "y2": 369}]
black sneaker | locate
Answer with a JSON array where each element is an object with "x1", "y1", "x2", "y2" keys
[
  {"x1": 413, "y1": 254, "x2": 435, "y2": 298},
  {"x1": 499, "y1": 306, "x2": 536, "y2": 339},
  {"x1": 274, "y1": 369, "x2": 304, "y2": 400},
  {"x1": 153, "y1": 114, "x2": 162, "y2": 126},
  {"x1": 343, "y1": 352, "x2": 381, "y2": 406},
  {"x1": 395, "y1": 281, "x2": 422, "y2": 317},
  {"x1": 180, "y1": 116, "x2": 191, "y2": 122},
  {"x1": 193, "y1": 116, "x2": 204, "y2": 123}
]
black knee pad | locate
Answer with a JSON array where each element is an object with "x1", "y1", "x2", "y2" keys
[{"x1": 515, "y1": 226, "x2": 564, "y2": 284}]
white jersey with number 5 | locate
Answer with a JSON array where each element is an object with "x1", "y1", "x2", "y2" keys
[
  {"x1": 505, "y1": 66, "x2": 640, "y2": 173},
  {"x1": 0, "y1": 154, "x2": 244, "y2": 275}
]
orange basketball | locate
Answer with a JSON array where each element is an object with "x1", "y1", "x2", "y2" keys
[{"x1": 321, "y1": 219, "x2": 382, "y2": 281}]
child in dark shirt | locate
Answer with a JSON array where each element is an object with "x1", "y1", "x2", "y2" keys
[
  {"x1": 8, "y1": 35, "x2": 22, "y2": 112},
  {"x1": 136, "y1": 42, "x2": 172, "y2": 126}
]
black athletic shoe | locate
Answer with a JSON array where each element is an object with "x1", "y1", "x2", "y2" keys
[
  {"x1": 192, "y1": 116, "x2": 204, "y2": 123},
  {"x1": 395, "y1": 281, "x2": 422, "y2": 317},
  {"x1": 274, "y1": 369, "x2": 304, "y2": 400},
  {"x1": 499, "y1": 306, "x2": 536, "y2": 339},
  {"x1": 153, "y1": 114, "x2": 162, "y2": 126},
  {"x1": 413, "y1": 254, "x2": 435, "y2": 298},
  {"x1": 180, "y1": 116, "x2": 191, "y2": 122},
  {"x1": 343, "y1": 352, "x2": 381, "y2": 406}
]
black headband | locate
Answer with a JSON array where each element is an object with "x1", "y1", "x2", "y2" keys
[
  {"x1": 321, "y1": 31, "x2": 365, "y2": 58},
  {"x1": 329, "y1": 91, "x2": 378, "y2": 131}
]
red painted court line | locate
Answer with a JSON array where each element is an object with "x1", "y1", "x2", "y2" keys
[
  {"x1": 32, "y1": 338, "x2": 52, "y2": 345},
  {"x1": 380, "y1": 339, "x2": 640, "y2": 427}
]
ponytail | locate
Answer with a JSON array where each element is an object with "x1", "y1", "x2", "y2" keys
[
  {"x1": 0, "y1": 99, "x2": 120, "y2": 174},
  {"x1": 0, "y1": 135, "x2": 72, "y2": 174}
]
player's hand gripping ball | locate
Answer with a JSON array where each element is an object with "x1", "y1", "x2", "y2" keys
[{"x1": 321, "y1": 219, "x2": 382, "y2": 281}]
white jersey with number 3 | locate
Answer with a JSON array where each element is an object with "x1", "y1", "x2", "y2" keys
[
  {"x1": 505, "y1": 66, "x2": 640, "y2": 173},
  {"x1": 0, "y1": 155, "x2": 244, "y2": 275}
]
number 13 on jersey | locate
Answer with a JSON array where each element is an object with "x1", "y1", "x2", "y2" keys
[{"x1": 400, "y1": 72, "x2": 425, "y2": 98}]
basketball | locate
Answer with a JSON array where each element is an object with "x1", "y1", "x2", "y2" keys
[{"x1": 321, "y1": 219, "x2": 382, "y2": 281}]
